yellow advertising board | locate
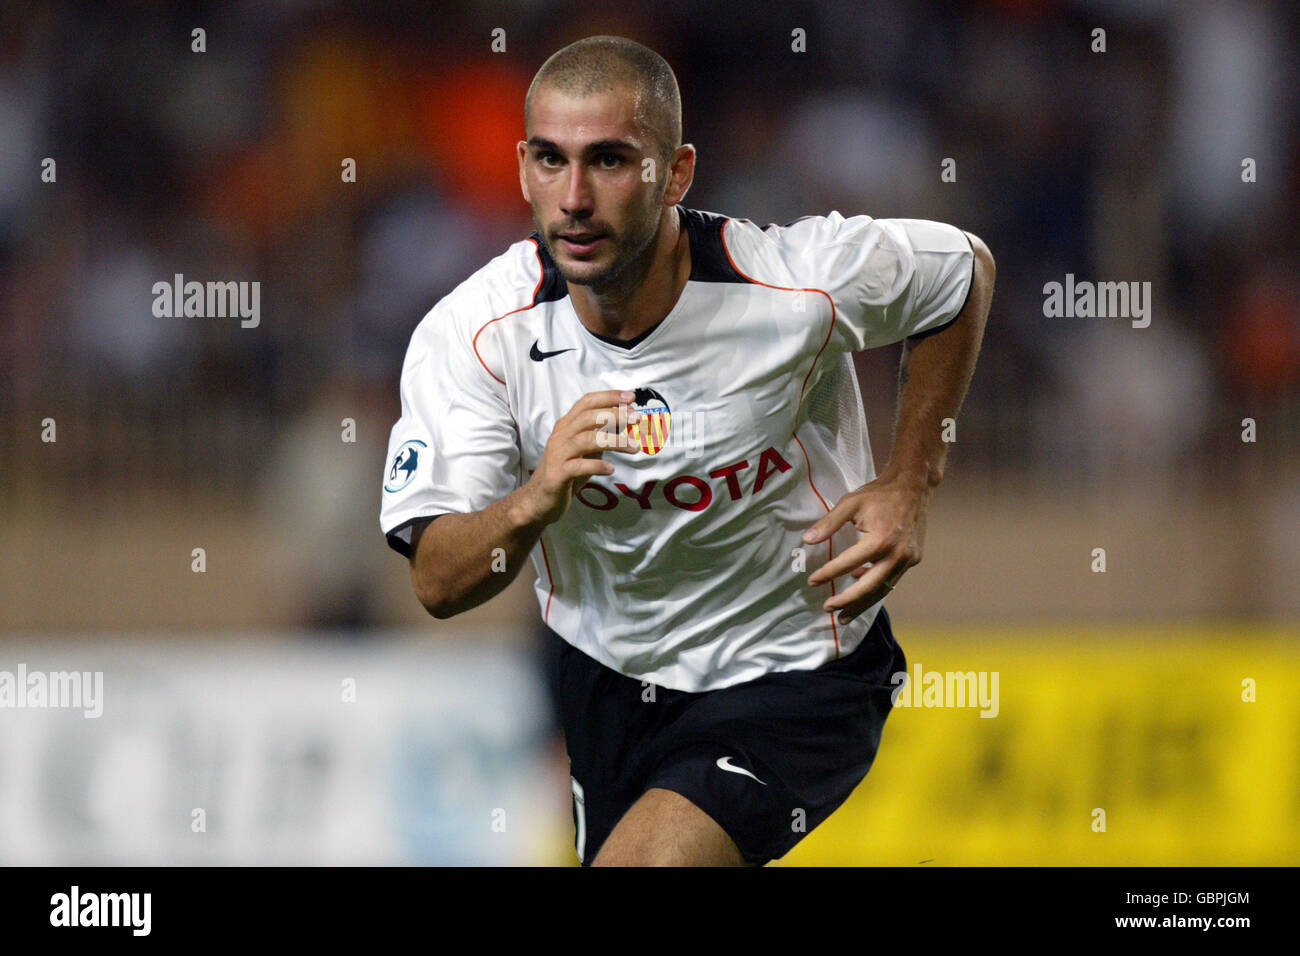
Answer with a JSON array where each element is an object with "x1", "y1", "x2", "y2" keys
[{"x1": 780, "y1": 623, "x2": 1300, "y2": 866}]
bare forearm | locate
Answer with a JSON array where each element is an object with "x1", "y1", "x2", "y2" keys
[
  {"x1": 406, "y1": 389, "x2": 640, "y2": 620},
  {"x1": 410, "y1": 487, "x2": 547, "y2": 618},
  {"x1": 882, "y1": 233, "x2": 995, "y2": 491}
]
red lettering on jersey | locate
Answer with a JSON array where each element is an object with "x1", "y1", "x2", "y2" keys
[
  {"x1": 663, "y1": 475, "x2": 712, "y2": 512},
  {"x1": 570, "y1": 446, "x2": 794, "y2": 512},
  {"x1": 753, "y1": 446, "x2": 793, "y2": 493},
  {"x1": 708, "y1": 460, "x2": 749, "y2": 501},
  {"x1": 616, "y1": 481, "x2": 658, "y2": 510},
  {"x1": 576, "y1": 482, "x2": 618, "y2": 510}
]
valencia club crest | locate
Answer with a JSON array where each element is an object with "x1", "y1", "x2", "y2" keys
[{"x1": 628, "y1": 387, "x2": 671, "y2": 455}]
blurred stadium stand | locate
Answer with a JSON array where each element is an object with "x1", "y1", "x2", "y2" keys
[{"x1": 3, "y1": 1, "x2": 1298, "y2": 631}]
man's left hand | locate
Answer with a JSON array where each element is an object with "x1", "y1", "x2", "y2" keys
[{"x1": 803, "y1": 473, "x2": 931, "y2": 625}]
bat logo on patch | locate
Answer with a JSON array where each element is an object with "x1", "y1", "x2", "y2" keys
[{"x1": 627, "y1": 387, "x2": 672, "y2": 455}]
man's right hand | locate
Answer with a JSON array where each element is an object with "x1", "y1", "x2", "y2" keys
[{"x1": 517, "y1": 389, "x2": 642, "y2": 527}]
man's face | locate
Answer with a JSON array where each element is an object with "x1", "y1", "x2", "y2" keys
[{"x1": 519, "y1": 84, "x2": 666, "y2": 290}]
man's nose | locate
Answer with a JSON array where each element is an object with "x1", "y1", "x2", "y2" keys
[{"x1": 560, "y1": 164, "x2": 593, "y2": 217}]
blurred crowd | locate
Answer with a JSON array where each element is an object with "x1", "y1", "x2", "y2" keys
[{"x1": 1, "y1": 0, "x2": 1298, "y2": 626}]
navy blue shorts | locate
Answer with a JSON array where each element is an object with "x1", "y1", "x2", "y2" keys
[{"x1": 547, "y1": 607, "x2": 906, "y2": 866}]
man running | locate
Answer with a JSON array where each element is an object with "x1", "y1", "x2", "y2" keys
[{"x1": 381, "y1": 35, "x2": 995, "y2": 866}]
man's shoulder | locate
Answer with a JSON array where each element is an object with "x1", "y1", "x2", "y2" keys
[
  {"x1": 727, "y1": 209, "x2": 873, "y2": 247},
  {"x1": 406, "y1": 235, "x2": 561, "y2": 353},
  {"x1": 690, "y1": 208, "x2": 874, "y2": 287},
  {"x1": 431, "y1": 236, "x2": 556, "y2": 325}
]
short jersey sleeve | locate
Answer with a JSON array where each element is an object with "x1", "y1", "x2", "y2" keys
[
  {"x1": 379, "y1": 305, "x2": 521, "y2": 558},
  {"x1": 781, "y1": 214, "x2": 974, "y2": 353}
]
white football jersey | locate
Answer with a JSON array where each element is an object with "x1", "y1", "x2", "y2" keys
[{"x1": 381, "y1": 207, "x2": 973, "y2": 692}]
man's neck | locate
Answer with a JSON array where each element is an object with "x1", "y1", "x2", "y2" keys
[{"x1": 568, "y1": 207, "x2": 691, "y2": 341}]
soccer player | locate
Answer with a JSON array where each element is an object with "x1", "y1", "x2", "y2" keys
[{"x1": 380, "y1": 35, "x2": 994, "y2": 866}]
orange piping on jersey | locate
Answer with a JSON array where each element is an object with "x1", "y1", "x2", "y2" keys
[
  {"x1": 471, "y1": 238, "x2": 546, "y2": 386},
  {"x1": 719, "y1": 219, "x2": 842, "y2": 656},
  {"x1": 719, "y1": 219, "x2": 838, "y2": 407},
  {"x1": 470, "y1": 239, "x2": 554, "y2": 616},
  {"x1": 538, "y1": 532, "x2": 556, "y2": 623},
  {"x1": 793, "y1": 432, "x2": 840, "y2": 656}
]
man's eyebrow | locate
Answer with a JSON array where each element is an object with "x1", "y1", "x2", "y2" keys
[
  {"x1": 526, "y1": 137, "x2": 640, "y2": 155},
  {"x1": 582, "y1": 139, "x2": 638, "y2": 154}
]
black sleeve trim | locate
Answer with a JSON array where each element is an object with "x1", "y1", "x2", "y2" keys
[
  {"x1": 682, "y1": 207, "x2": 751, "y2": 284},
  {"x1": 905, "y1": 230, "x2": 976, "y2": 343},
  {"x1": 524, "y1": 236, "x2": 571, "y2": 303},
  {"x1": 384, "y1": 514, "x2": 443, "y2": 560}
]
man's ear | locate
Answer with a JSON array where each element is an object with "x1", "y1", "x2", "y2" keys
[
  {"x1": 665, "y1": 143, "x2": 696, "y2": 206},
  {"x1": 517, "y1": 140, "x2": 531, "y2": 203}
]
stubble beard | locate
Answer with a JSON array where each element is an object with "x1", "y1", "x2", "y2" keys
[{"x1": 538, "y1": 194, "x2": 665, "y2": 297}]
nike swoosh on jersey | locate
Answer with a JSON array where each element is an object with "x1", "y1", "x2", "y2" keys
[
  {"x1": 716, "y1": 756, "x2": 767, "y2": 785},
  {"x1": 529, "y1": 340, "x2": 575, "y2": 361}
]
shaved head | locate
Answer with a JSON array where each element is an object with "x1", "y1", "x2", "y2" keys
[{"x1": 526, "y1": 36, "x2": 681, "y2": 165}]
